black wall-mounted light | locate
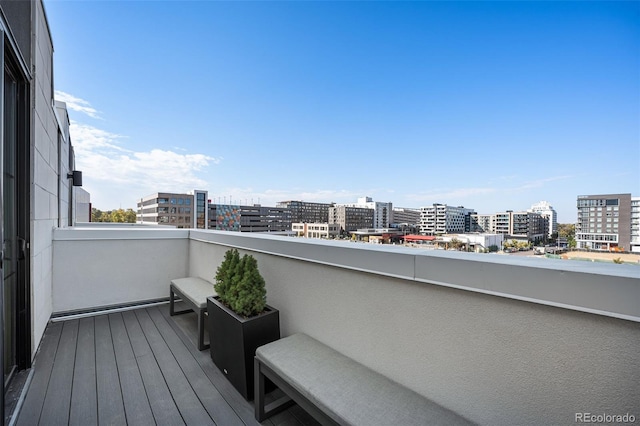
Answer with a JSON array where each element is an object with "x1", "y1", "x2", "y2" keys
[{"x1": 67, "y1": 170, "x2": 83, "y2": 186}]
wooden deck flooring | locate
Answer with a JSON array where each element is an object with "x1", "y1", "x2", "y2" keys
[{"x1": 14, "y1": 304, "x2": 319, "y2": 426}]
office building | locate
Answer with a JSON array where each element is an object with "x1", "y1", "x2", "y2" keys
[
  {"x1": 137, "y1": 190, "x2": 208, "y2": 229},
  {"x1": 328, "y1": 205, "x2": 374, "y2": 233},
  {"x1": 276, "y1": 200, "x2": 333, "y2": 223},
  {"x1": 391, "y1": 208, "x2": 421, "y2": 227},
  {"x1": 137, "y1": 192, "x2": 195, "y2": 228},
  {"x1": 209, "y1": 204, "x2": 291, "y2": 232},
  {"x1": 341, "y1": 197, "x2": 393, "y2": 228},
  {"x1": 576, "y1": 193, "x2": 633, "y2": 251}
]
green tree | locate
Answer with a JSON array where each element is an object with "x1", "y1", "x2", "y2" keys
[
  {"x1": 91, "y1": 207, "x2": 104, "y2": 222},
  {"x1": 557, "y1": 223, "x2": 575, "y2": 239},
  {"x1": 488, "y1": 245, "x2": 499, "y2": 253},
  {"x1": 449, "y1": 238, "x2": 465, "y2": 251},
  {"x1": 91, "y1": 208, "x2": 137, "y2": 223}
]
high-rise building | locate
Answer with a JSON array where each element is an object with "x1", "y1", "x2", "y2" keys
[
  {"x1": 341, "y1": 197, "x2": 393, "y2": 228},
  {"x1": 391, "y1": 208, "x2": 421, "y2": 227},
  {"x1": 529, "y1": 201, "x2": 557, "y2": 237},
  {"x1": 419, "y1": 204, "x2": 475, "y2": 235},
  {"x1": 276, "y1": 200, "x2": 333, "y2": 224},
  {"x1": 328, "y1": 205, "x2": 374, "y2": 232},
  {"x1": 576, "y1": 194, "x2": 633, "y2": 251}
]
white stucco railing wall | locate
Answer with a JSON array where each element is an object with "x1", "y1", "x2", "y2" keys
[
  {"x1": 50, "y1": 228, "x2": 640, "y2": 425},
  {"x1": 52, "y1": 228, "x2": 189, "y2": 314},
  {"x1": 188, "y1": 230, "x2": 640, "y2": 426}
]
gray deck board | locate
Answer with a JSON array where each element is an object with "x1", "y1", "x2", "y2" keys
[
  {"x1": 69, "y1": 317, "x2": 97, "y2": 426},
  {"x1": 109, "y1": 313, "x2": 155, "y2": 426},
  {"x1": 134, "y1": 308, "x2": 215, "y2": 426},
  {"x1": 14, "y1": 304, "x2": 312, "y2": 426},
  {"x1": 148, "y1": 306, "x2": 245, "y2": 426},
  {"x1": 95, "y1": 313, "x2": 127, "y2": 425},
  {"x1": 15, "y1": 321, "x2": 63, "y2": 426},
  {"x1": 39, "y1": 319, "x2": 78, "y2": 425},
  {"x1": 122, "y1": 310, "x2": 185, "y2": 426},
  {"x1": 156, "y1": 306, "x2": 268, "y2": 426}
]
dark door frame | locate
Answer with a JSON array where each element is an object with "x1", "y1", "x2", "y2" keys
[{"x1": 1, "y1": 26, "x2": 32, "y2": 418}]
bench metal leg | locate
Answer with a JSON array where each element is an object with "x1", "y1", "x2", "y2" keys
[
  {"x1": 169, "y1": 286, "x2": 193, "y2": 316},
  {"x1": 255, "y1": 357, "x2": 338, "y2": 425},
  {"x1": 255, "y1": 358, "x2": 267, "y2": 421},
  {"x1": 197, "y1": 309, "x2": 209, "y2": 351},
  {"x1": 254, "y1": 358, "x2": 295, "y2": 422}
]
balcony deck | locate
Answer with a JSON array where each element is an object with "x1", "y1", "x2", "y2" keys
[{"x1": 14, "y1": 304, "x2": 318, "y2": 426}]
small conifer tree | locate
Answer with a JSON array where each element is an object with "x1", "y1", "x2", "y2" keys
[
  {"x1": 214, "y1": 248, "x2": 240, "y2": 305},
  {"x1": 214, "y1": 249, "x2": 267, "y2": 317}
]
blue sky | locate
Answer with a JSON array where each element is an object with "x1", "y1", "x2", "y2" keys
[{"x1": 45, "y1": 1, "x2": 639, "y2": 223}]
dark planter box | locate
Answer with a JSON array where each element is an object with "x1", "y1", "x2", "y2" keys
[{"x1": 207, "y1": 296, "x2": 280, "y2": 400}]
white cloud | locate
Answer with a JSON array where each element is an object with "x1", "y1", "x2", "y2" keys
[
  {"x1": 69, "y1": 120, "x2": 219, "y2": 206},
  {"x1": 54, "y1": 91, "x2": 102, "y2": 119}
]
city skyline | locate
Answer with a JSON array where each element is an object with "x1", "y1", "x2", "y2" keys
[{"x1": 45, "y1": 1, "x2": 639, "y2": 223}]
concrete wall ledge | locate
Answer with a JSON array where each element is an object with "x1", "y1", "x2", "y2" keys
[
  {"x1": 53, "y1": 227, "x2": 189, "y2": 241},
  {"x1": 189, "y1": 230, "x2": 640, "y2": 322}
]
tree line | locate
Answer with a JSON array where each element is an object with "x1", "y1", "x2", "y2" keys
[{"x1": 91, "y1": 208, "x2": 137, "y2": 223}]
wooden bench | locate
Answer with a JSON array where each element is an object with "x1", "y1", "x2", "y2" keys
[
  {"x1": 255, "y1": 333, "x2": 474, "y2": 425},
  {"x1": 169, "y1": 277, "x2": 216, "y2": 351}
]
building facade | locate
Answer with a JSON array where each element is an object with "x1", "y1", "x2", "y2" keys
[
  {"x1": 328, "y1": 205, "x2": 374, "y2": 233},
  {"x1": 276, "y1": 200, "x2": 333, "y2": 224},
  {"x1": 575, "y1": 193, "x2": 632, "y2": 251},
  {"x1": 419, "y1": 204, "x2": 476, "y2": 235},
  {"x1": 137, "y1": 192, "x2": 194, "y2": 227},
  {"x1": 0, "y1": 0, "x2": 85, "y2": 411},
  {"x1": 470, "y1": 214, "x2": 494, "y2": 233},
  {"x1": 529, "y1": 201, "x2": 558, "y2": 237},
  {"x1": 190, "y1": 190, "x2": 209, "y2": 229},
  {"x1": 510, "y1": 211, "x2": 547, "y2": 242},
  {"x1": 471, "y1": 211, "x2": 547, "y2": 243},
  {"x1": 209, "y1": 204, "x2": 291, "y2": 233},
  {"x1": 631, "y1": 197, "x2": 640, "y2": 253},
  {"x1": 391, "y1": 208, "x2": 421, "y2": 227},
  {"x1": 342, "y1": 197, "x2": 392, "y2": 228},
  {"x1": 292, "y1": 223, "x2": 340, "y2": 239}
]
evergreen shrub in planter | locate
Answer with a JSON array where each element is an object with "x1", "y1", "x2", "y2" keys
[{"x1": 208, "y1": 249, "x2": 280, "y2": 400}]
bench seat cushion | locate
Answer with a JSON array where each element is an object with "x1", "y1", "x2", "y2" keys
[
  {"x1": 171, "y1": 277, "x2": 216, "y2": 309},
  {"x1": 256, "y1": 333, "x2": 473, "y2": 426}
]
